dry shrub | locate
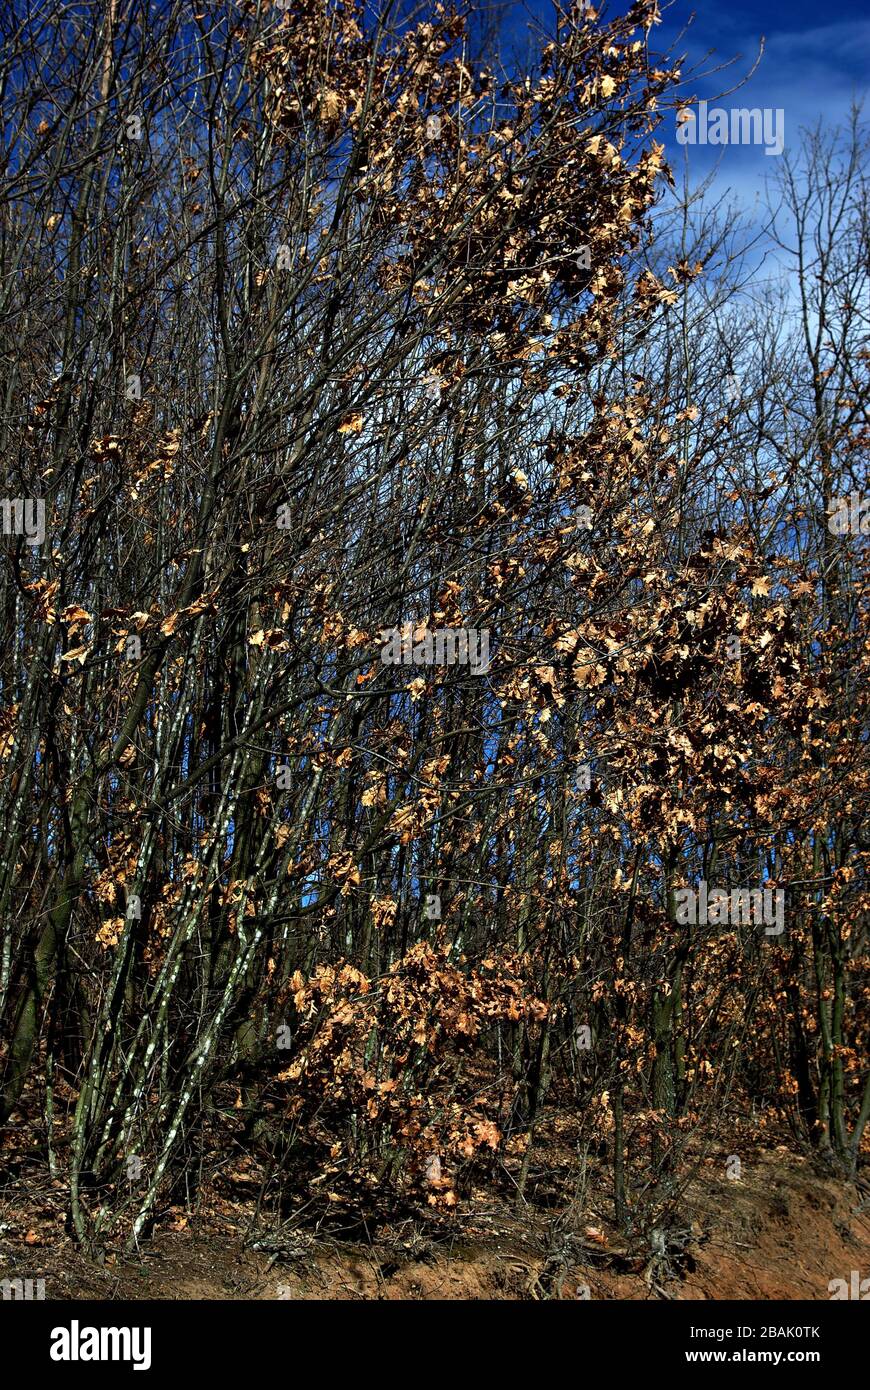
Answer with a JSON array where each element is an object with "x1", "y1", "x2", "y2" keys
[{"x1": 275, "y1": 944, "x2": 547, "y2": 1213}]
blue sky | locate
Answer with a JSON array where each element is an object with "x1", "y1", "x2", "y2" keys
[{"x1": 497, "y1": 0, "x2": 869, "y2": 206}]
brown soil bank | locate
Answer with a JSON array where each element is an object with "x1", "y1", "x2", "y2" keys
[{"x1": 0, "y1": 1149, "x2": 867, "y2": 1300}]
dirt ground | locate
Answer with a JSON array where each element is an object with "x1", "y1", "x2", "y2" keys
[{"x1": 1, "y1": 1146, "x2": 867, "y2": 1300}]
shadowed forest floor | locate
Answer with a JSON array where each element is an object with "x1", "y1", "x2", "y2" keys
[{"x1": 2, "y1": 1145, "x2": 867, "y2": 1300}]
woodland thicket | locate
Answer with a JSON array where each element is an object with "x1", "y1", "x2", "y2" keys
[{"x1": 0, "y1": 0, "x2": 866, "y2": 1255}]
